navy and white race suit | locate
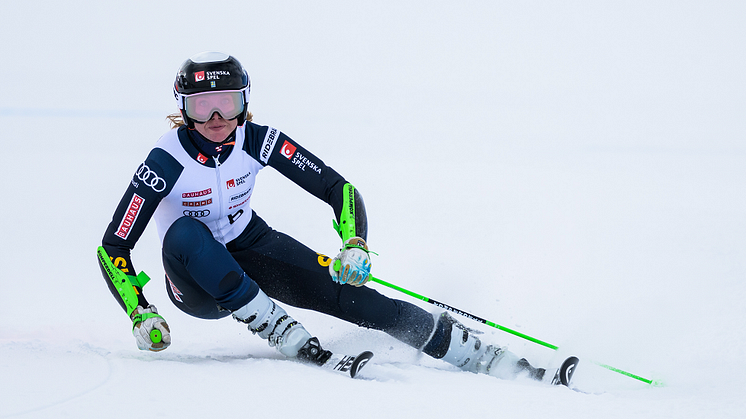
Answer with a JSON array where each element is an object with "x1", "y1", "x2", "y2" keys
[{"x1": 99, "y1": 122, "x2": 435, "y2": 349}]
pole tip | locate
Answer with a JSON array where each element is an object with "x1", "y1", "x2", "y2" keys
[{"x1": 650, "y1": 378, "x2": 666, "y2": 387}]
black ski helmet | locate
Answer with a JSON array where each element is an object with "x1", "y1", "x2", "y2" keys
[{"x1": 174, "y1": 52, "x2": 251, "y2": 127}]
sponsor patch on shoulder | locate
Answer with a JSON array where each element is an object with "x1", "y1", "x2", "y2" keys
[
  {"x1": 259, "y1": 127, "x2": 280, "y2": 164},
  {"x1": 280, "y1": 140, "x2": 297, "y2": 159}
]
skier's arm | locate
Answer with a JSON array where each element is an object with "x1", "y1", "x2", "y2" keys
[
  {"x1": 98, "y1": 148, "x2": 182, "y2": 351},
  {"x1": 245, "y1": 125, "x2": 368, "y2": 240},
  {"x1": 99, "y1": 148, "x2": 182, "y2": 313},
  {"x1": 100, "y1": 182, "x2": 159, "y2": 313},
  {"x1": 245, "y1": 125, "x2": 371, "y2": 285}
]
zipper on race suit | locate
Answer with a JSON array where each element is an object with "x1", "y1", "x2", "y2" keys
[{"x1": 213, "y1": 156, "x2": 227, "y2": 244}]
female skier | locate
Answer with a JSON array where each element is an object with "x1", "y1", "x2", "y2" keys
[{"x1": 97, "y1": 51, "x2": 561, "y2": 382}]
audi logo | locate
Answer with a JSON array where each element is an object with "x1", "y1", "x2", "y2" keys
[
  {"x1": 183, "y1": 209, "x2": 211, "y2": 218},
  {"x1": 136, "y1": 163, "x2": 167, "y2": 193}
]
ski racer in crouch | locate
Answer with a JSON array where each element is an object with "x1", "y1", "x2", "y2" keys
[{"x1": 97, "y1": 51, "x2": 572, "y2": 383}]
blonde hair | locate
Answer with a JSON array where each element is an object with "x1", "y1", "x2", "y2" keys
[{"x1": 166, "y1": 111, "x2": 254, "y2": 129}]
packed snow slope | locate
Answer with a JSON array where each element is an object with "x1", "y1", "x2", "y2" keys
[{"x1": 1, "y1": 1, "x2": 745, "y2": 418}]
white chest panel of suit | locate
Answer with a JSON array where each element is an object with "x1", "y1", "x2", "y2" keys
[{"x1": 151, "y1": 128, "x2": 264, "y2": 245}]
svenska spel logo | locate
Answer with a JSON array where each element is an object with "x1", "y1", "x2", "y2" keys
[
  {"x1": 194, "y1": 71, "x2": 205, "y2": 82},
  {"x1": 280, "y1": 141, "x2": 297, "y2": 159}
]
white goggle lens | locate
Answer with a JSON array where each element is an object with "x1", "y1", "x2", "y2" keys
[{"x1": 184, "y1": 91, "x2": 244, "y2": 122}]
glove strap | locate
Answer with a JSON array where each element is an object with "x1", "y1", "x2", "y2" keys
[
  {"x1": 131, "y1": 312, "x2": 163, "y2": 330},
  {"x1": 343, "y1": 237, "x2": 369, "y2": 252}
]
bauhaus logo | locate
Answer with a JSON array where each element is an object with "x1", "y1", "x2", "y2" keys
[{"x1": 115, "y1": 194, "x2": 144, "y2": 240}]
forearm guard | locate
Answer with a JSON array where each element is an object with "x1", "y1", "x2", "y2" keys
[
  {"x1": 97, "y1": 246, "x2": 151, "y2": 317},
  {"x1": 333, "y1": 183, "x2": 368, "y2": 242}
]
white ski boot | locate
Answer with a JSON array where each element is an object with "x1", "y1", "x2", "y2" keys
[
  {"x1": 422, "y1": 312, "x2": 547, "y2": 381},
  {"x1": 232, "y1": 289, "x2": 313, "y2": 358}
]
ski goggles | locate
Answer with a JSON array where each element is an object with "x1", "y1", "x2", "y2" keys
[{"x1": 178, "y1": 89, "x2": 247, "y2": 123}]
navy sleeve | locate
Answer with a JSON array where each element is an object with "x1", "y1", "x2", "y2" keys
[
  {"x1": 244, "y1": 123, "x2": 349, "y2": 223},
  {"x1": 100, "y1": 148, "x2": 183, "y2": 312}
]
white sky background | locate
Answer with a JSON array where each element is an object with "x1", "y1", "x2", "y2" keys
[{"x1": 0, "y1": 1, "x2": 745, "y2": 418}]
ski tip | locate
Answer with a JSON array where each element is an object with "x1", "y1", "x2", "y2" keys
[
  {"x1": 349, "y1": 351, "x2": 374, "y2": 378},
  {"x1": 552, "y1": 356, "x2": 580, "y2": 387}
]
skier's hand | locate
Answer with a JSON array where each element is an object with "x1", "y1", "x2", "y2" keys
[
  {"x1": 329, "y1": 237, "x2": 371, "y2": 287},
  {"x1": 131, "y1": 305, "x2": 171, "y2": 352}
]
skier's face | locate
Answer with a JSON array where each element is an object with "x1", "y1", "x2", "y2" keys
[{"x1": 194, "y1": 112, "x2": 238, "y2": 143}]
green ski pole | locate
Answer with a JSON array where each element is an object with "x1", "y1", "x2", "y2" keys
[{"x1": 368, "y1": 275, "x2": 661, "y2": 386}]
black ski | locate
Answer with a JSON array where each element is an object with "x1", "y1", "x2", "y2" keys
[
  {"x1": 295, "y1": 337, "x2": 373, "y2": 378},
  {"x1": 322, "y1": 351, "x2": 374, "y2": 378}
]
